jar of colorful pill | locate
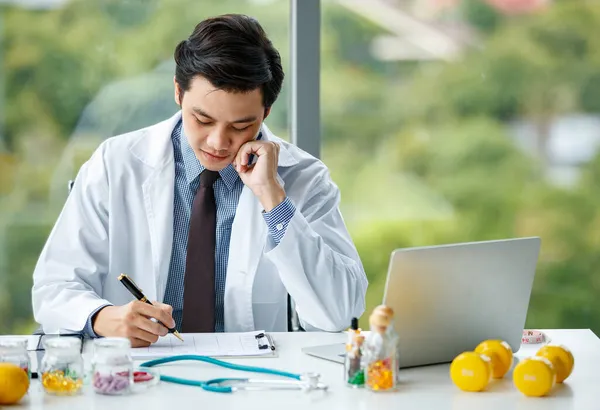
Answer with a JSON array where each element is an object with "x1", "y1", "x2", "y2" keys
[
  {"x1": 91, "y1": 337, "x2": 133, "y2": 395},
  {"x1": 0, "y1": 337, "x2": 30, "y2": 379},
  {"x1": 40, "y1": 337, "x2": 84, "y2": 395},
  {"x1": 362, "y1": 307, "x2": 398, "y2": 392}
]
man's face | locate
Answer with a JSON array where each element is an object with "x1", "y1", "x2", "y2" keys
[{"x1": 174, "y1": 76, "x2": 269, "y2": 171}]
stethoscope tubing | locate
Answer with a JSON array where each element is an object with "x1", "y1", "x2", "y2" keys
[{"x1": 140, "y1": 354, "x2": 303, "y2": 393}]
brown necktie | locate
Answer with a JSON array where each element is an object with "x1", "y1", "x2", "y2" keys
[{"x1": 181, "y1": 170, "x2": 220, "y2": 333}]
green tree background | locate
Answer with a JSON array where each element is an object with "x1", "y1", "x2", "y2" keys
[{"x1": 0, "y1": 0, "x2": 599, "y2": 335}]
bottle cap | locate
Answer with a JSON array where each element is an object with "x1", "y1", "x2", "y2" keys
[
  {"x1": 369, "y1": 311, "x2": 390, "y2": 328},
  {"x1": 373, "y1": 305, "x2": 394, "y2": 319}
]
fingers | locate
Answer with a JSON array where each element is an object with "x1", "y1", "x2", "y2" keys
[
  {"x1": 130, "y1": 338, "x2": 151, "y2": 348},
  {"x1": 153, "y1": 301, "x2": 174, "y2": 316},
  {"x1": 133, "y1": 301, "x2": 175, "y2": 328},
  {"x1": 234, "y1": 142, "x2": 255, "y2": 171},
  {"x1": 94, "y1": 302, "x2": 172, "y2": 346},
  {"x1": 132, "y1": 314, "x2": 169, "y2": 337},
  {"x1": 233, "y1": 141, "x2": 279, "y2": 171},
  {"x1": 123, "y1": 307, "x2": 165, "y2": 343},
  {"x1": 125, "y1": 325, "x2": 160, "y2": 344},
  {"x1": 240, "y1": 146, "x2": 252, "y2": 167}
]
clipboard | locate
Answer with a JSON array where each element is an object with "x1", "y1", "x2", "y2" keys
[{"x1": 130, "y1": 330, "x2": 278, "y2": 359}]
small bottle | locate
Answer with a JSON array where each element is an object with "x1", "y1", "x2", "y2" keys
[
  {"x1": 91, "y1": 337, "x2": 133, "y2": 395},
  {"x1": 0, "y1": 337, "x2": 30, "y2": 379},
  {"x1": 363, "y1": 307, "x2": 398, "y2": 392},
  {"x1": 344, "y1": 317, "x2": 365, "y2": 387},
  {"x1": 373, "y1": 304, "x2": 400, "y2": 374},
  {"x1": 40, "y1": 337, "x2": 84, "y2": 395}
]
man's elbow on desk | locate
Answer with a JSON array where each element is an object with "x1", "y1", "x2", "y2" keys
[
  {"x1": 299, "y1": 307, "x2": 366, "y2": 333},
  {"x1": 297, "y1": 288, "x2": 368, "y2": 332}
]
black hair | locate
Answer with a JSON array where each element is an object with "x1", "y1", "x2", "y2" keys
[{"x1": 174, "y1": 14, "x2": 284, "y2": 109}]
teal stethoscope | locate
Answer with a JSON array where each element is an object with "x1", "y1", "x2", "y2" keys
[{"x1": 139, "y1": 355, "x2": 328, "y2": 393}]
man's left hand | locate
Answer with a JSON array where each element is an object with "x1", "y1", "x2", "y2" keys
[{"x1": 233, "y1": 140, "x2": 286, "y2": 212}]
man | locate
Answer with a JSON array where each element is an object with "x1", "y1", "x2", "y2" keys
[{"x1": 32, "y1": 14, "x2": 367, "y2": 347}]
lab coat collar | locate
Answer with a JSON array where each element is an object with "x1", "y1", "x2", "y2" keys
[
  {"x1": 129, "y1": 111, "x2": 298, "y2": 171},
  {"x1": 259, "y1": 122, "x2": 298, "y2": 168}
]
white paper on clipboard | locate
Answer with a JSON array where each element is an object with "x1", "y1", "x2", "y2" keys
[{"x1": 130, "y1": 331, "x2": 277, "y2": 359}]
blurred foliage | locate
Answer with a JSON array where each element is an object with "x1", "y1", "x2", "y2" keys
[
  {"x1": 321, "y1": 0, "x2": 600, "y2": 332},
  {"x1": 1, "y1": 0, "x2": 600, "y2": 335}
]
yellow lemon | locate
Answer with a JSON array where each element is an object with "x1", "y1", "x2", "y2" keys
[
  {"x1": 0, "y1": 363, "x2": 29, "y2": 405},
  {"x1": 513, "y1": 356, "x2": 555, "y2": 397},
  {"x1": 536, "y1": 345, "x2": 574, "y2": 383},
  {"x1": 475, "y1": 340, "x2": 514, "y2": 379},
  {"x1": 450, "y1": 351, "x2": 493, "y2": 392}
]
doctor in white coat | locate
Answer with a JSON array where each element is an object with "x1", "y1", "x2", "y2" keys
[{"x1": 32, "y1": 14, "x2": 367, "y2": 346}]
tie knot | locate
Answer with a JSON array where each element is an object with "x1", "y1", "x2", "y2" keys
[{"x1": 199, "y1": 170, "x2": 220, "y2": 187}]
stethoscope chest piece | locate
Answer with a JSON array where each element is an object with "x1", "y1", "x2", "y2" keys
[{"x1": 300, "y1": 372, "x2": 328, "y2": 392}]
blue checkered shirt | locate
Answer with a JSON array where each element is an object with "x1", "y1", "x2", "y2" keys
[{"x1": 83, "y1": 120, "x2": 295, "y2": 335}]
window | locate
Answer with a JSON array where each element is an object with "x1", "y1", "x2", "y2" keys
[
  {"x1": 0, "y1": 0, "x2": 290, "y2": 334},
  {"x1": 3, "y1": 0, "x2": 599, "y2": 336},
  {"x1": 321, "y1": 0, "x2": 600, "y2": 333}
]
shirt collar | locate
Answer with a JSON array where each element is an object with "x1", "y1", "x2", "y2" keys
[{"x1": 179, "y1": 122, "x2": 239, "y2": 191}]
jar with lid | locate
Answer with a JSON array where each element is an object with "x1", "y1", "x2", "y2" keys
[
  {"x1": 91, "y1": 337, "x2": 133, "y2": 395},
  {"x1": 372, "y1": 304, "x2": 401, "y2": 373},
  {"x1": 40, "y1": 337, "x2": 84, "y2": 395},
  {"x1": 0, "y1": 337, "x2": 30, "y2": 379},
  {"x1": 362, "y1": 306, "x2": 399, "y2": 392}
]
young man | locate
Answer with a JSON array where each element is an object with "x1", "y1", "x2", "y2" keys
[{"x1": 32, "y1": 14, "x2": 367, "y2": 347}]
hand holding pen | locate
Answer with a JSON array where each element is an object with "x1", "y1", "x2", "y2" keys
[
  {"x1": 118, "y1": 273, "x2": 183, "y2": 342},
  {"x1": 91, "y1": 274, "x2": 182, "y2": 347}
]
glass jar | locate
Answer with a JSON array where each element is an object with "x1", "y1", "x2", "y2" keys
[
  {"x1": 363, "y1": 310, "x2": 398, "y2": 392},
  {"x1": 373, "y1": 305, "x2": 401, "y2": 375},
  {"x1": 343, "y1": 318, "x2": 365, "y2": 387},
  {"x1": 91, "y1": 337, "x2": 133, "y2": 395},
  {"x1": 0, "y1": 337, "x2": 30, "y2": 379},
  {"x1": 40, "y1": 337, "x2": 84, "y2": 396}
]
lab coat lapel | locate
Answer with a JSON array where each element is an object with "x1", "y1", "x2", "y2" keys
[
  {"x1": 224, "y1": 185, "x2": 267, "y2": 331},
  {"x1": 136, "y1": 113, "x2": 180, "y2": 302},
  {"x1": 142, "y1": 166, "x2": 174, "y2": 302}
]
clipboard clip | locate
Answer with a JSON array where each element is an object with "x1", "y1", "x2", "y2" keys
[{"x1": 255, "y1": 333, "x2": 276, "y2": 351}]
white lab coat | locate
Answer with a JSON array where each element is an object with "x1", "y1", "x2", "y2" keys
[{"x1": 32, "y1": 112, "x2": 368, "y2": 334}]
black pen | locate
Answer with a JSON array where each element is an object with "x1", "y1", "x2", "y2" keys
[{"x1": 118, "y1": 273, "x2": 184, "y2": 342}]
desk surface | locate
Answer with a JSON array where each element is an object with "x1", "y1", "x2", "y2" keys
[{"x1": 14, "y1": 329, "x2": 600, "y2": 410}]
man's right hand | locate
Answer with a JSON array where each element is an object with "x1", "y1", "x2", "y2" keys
[{"x1": 92, "y1": 301, "x2": 176, "y2": 347}]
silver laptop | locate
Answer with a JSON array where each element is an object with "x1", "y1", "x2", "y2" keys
[{"x1": 302, "y1": 237, "x2": 541, "y2": 368}]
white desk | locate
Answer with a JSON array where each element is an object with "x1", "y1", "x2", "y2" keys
[{"x1": 15, "y1": 329, "x2": 600, "y2": 410}]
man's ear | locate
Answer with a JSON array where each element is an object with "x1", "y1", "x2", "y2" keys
[
  {"x1": 174, "y1": 77, "x2": 182, "y2": 106},
  {"x1": 263, "y1": 107, "x2": 271, "y2": 120}
]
